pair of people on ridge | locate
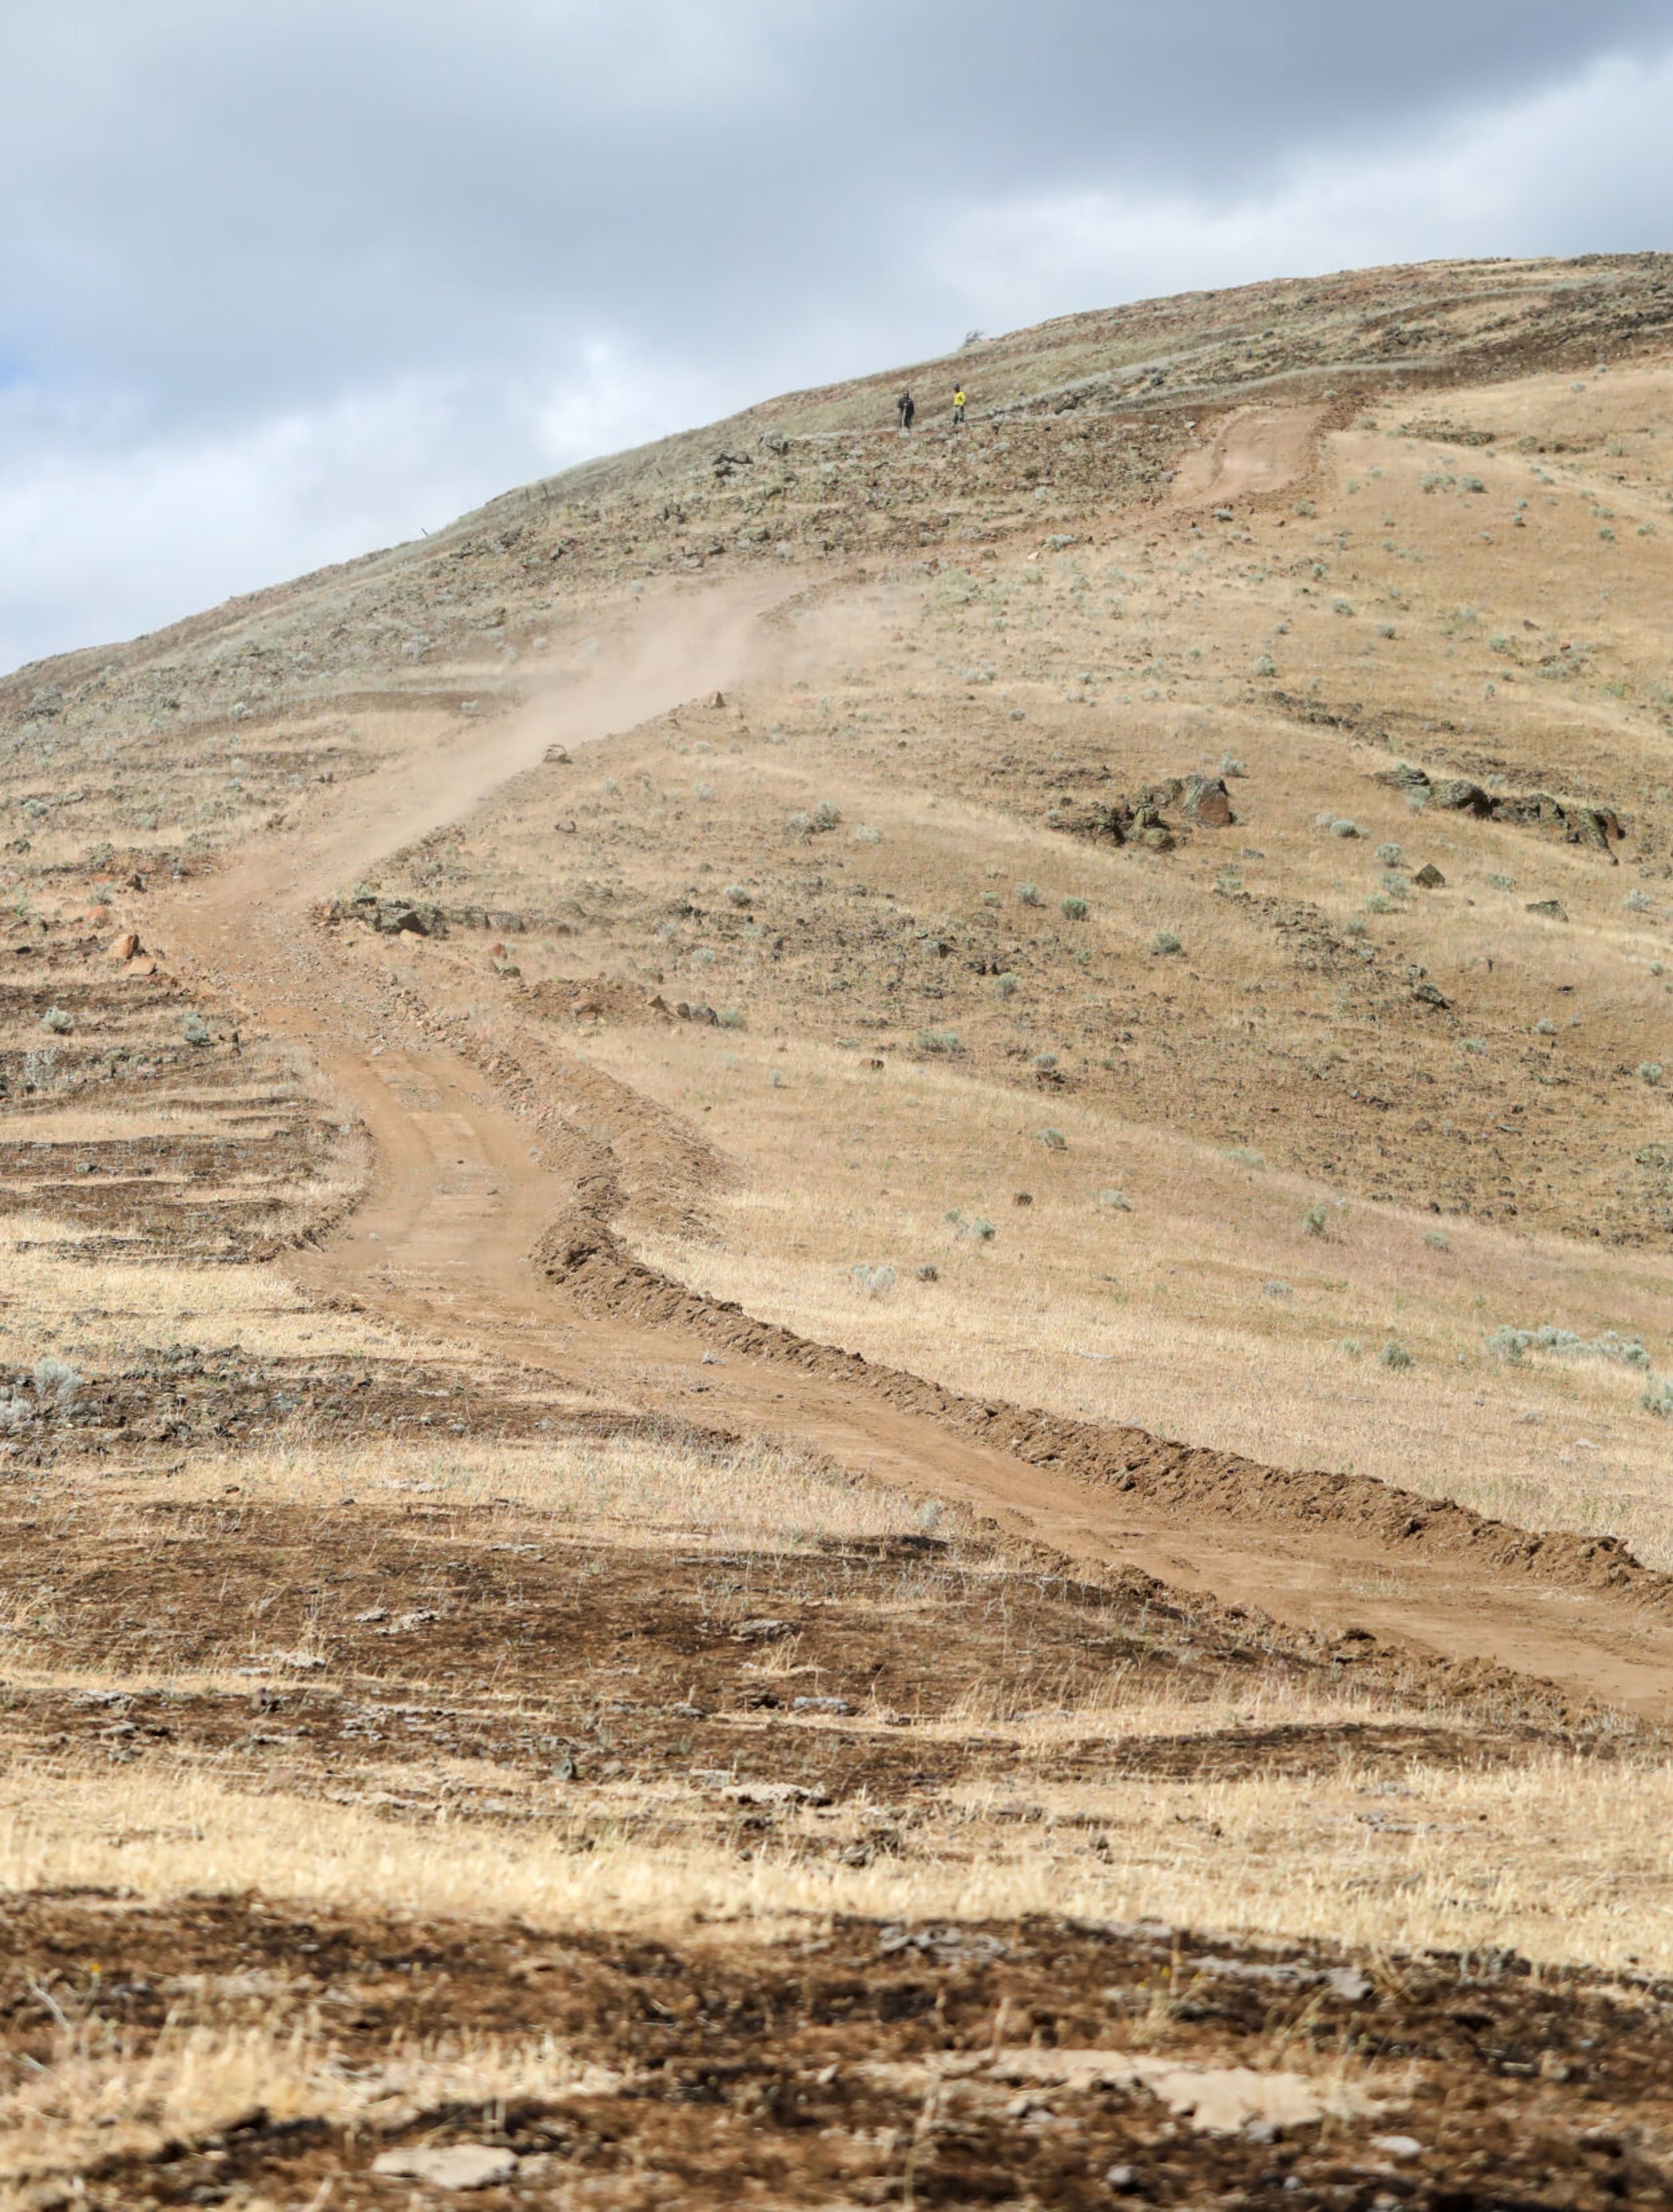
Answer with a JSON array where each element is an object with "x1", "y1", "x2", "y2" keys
[{"x1": 896, "y1": 387, "x2": 966, "y2": 431}]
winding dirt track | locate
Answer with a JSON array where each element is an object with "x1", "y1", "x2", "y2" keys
[{"x1": 157, "y1": 585, "x2": 1673, "y2": 1726}]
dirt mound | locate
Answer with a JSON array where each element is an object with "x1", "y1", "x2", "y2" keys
[{"x1": 538, "y1": 1215, "x2": 1671, "y2": 1617}]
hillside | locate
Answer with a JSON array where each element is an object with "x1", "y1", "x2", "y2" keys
[{"x1": 4, "y1": 255, "x2": 1673, "y2": 2205}]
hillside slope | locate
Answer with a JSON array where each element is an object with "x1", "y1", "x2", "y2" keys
[{"x1": 5, "y1": 257, "x2": 1673, "y2": 2204}]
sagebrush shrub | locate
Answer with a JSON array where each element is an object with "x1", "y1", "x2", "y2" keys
[
  {"x1": 1301, "y1": 1202, "x2": 1327, "y2": 1236},
  {"x1": 1060, "y1": 895, "x2": 1088, "y2": 920},
  {"x1": 1152, "y1": 929, "x2": 1182, "y2": 956},
  {"x1": 40, "y1": 1007, "x2": 72, "y2": 1035},
  {"x1": 1489, "y1": 1324, "x2": 1648, "y2": 1368},
  {"x1": 1379, "y1": 1340, "x2": 1413, "y2": 1371},
  {"x1": 32, "y1": 1355, "x2": 80, "y2": 1408},
  {"x1": 1016, "y1": 882, "x2": 1042, "y2": 907},
  {"x1": 1036, "y1": 1126, "x2": 1067, "y2": 1150}
]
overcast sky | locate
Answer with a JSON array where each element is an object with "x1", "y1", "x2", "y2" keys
[{"x1": 3, "y1": 0, "x2": 1671, "y2": 675}]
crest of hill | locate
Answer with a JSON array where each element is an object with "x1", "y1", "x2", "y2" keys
[{"x1": 3, "y1": 252, "x2": 1672, "y2": 734}]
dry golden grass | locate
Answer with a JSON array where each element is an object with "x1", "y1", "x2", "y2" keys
[
  {"x1": 575, "y1": 1027, "x2": 1673, "y2": 1562},
  {"x1": 0, "y1": 2009, "x2": 613, "y2": 2192},
  {"x1": 0, "y1": 1219, "x2": 408, "y2": 1370},
  {"x1": 2, "y1": 1747, "x2": 1670, "y2": 1977}
]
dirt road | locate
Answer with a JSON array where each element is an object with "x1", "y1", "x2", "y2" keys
[{"x1": 156, "y1": 583, "x2": 1673, "y2": 1727}]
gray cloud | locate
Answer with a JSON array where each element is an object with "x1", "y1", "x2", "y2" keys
[{"x1": 2, "y1": 1, "x2": 1670, "y2": 668}]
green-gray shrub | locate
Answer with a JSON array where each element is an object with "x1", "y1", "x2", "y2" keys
[
  {"x1": 1302, "y1": 1202, "x2": 1328, "y2": 1236},
  {"x1": 32, "y1": 1354, "x2": 80, "y2": 1407},
  {"x1": 1016, "y1": 882, "x2": 1042, "y2": 907},
  {"x1": 1060, "y1": 895, "x2": 1089, "y2": 920},
  {"x1": 1100, "y1": 1189, "x2": 1131, "y2": 1211},
  {"x1": 1642, "y1": 1377, "x2": 1673, "y2": 1418},
  {"x1": 814, "y1": 799, "x2": 842, "y2": 830},
  {"x1": 1379, "y1": 1340, "x2": 1413, "y2": 1371},
  {"x1": 724, "y1": 883, "x2": 753, "y2": 907},
  {"x1": 717, "y1": 1007, "x2": 747, "y2": 1030},
  {"x1": 183, "y1": 1012, "x2": 213, "y2": 1046},
  {"x1": 40, "y1": 1007, "x2": 72, "y2": 1035},
  {"x1": 1152, "y1": 929, "x2": 1182, "y2": 956},
  {"x1": 1489, "y1": 1324, "x2": 1648, "y2": 1368},
  {"x1": 1036, "y1": 1126, "x2": 1067, "y2": 1150}
]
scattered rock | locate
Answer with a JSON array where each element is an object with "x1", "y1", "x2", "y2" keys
[
  {"x1": 1526, "y1": 899, "x2": 1568, "y2": 922},
  {"x1": 543, "y1": 743, "x2": 571, "y2": 764},
  {"x1": 371, "y1": 2145, "x2": 519, "y2": 2191},
  {"x1": 107, "y1": 931, "x2": 142, "y2": 961},
  {"x1": 1411, "y1": 982, "x2": 1449, "y2": 1008},
  {"x1": 1413, "y1": 862, "x2": 1445, "y2": 889},
  {"x1": 1180, "y1": 774, "x2": 1234, "y2": 828},
  {"x1": 721, "y1": 1780, "x2": 832, "y2": 1806},
  {"x1": 734, "y1": 1617, "x2": 796, "y2": 1642},
  {"x1": 1374, "y1": 765, "x2": 1624, "y2": 859}
]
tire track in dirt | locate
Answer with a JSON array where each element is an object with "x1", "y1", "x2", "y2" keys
[{"x1": 155, "y1": 583, "x2": 1673, "y2": 1727}]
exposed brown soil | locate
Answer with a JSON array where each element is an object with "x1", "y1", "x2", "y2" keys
[
  {"x1": 0, "y1": 1495, "x2": 1615, "y2": 1805},
  {"x1": 7, "y1": 1897, "x2": 1673, "y2": 2210}
]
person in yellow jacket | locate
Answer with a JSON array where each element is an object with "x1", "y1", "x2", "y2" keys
[{"x1": 952, "y1": 387, "x2": 967, "y2": 426}]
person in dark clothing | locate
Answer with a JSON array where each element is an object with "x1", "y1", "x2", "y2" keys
[{"x1": 897, "y1": 390, "x2": 915, "y2": 431}]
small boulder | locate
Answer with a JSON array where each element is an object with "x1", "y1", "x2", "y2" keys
[
  {"x1": 371, "y1": 2145, "x2": 518, "y2": 2191},
  {"x1": 108, "y1": 931, "x2": 142, "y2": 961},
  {"x1": 1412, "y1": 862, "x2": 1445, "y2": 889},
  {"x1": 1411, "y1": 981, "x2": 1449, "y2": 1008},
  {"x1": 1526, "y1": 898, "x2": 1568, "y2": 922},
  {"x1": 1433, "y1": 778, "x2": 1490, "y2": 814},
  {"x1": 1181, "y1": 774, "x2": 1234, "y2": 828}
]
